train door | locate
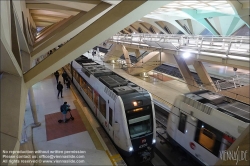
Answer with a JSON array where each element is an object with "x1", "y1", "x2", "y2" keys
[
  {"x1": 108, "y1": 107, "x2": 113, "y2": 139},
  {"x1": 93, "y1": 90, "x2": 99, "y2": 116},
  {"x1": 99, "y1": 96, "x2": 107, "y2": 129}
]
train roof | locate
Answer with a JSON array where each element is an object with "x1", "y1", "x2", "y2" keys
[
  {"x1": 185, "y1": 90, "x2": 250, "y2": 123},
  {"x1": 75, "y1": 56, "x2": 147, "y2": 96}
]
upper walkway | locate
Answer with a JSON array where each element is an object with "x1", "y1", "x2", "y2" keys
[{"x1": 107, "y1": 34, "x2": 250, "y2": 70}]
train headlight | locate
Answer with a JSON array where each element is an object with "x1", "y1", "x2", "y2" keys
[
  {"x1": 129, "y1": 147, "x2": 133, "y2": 152},
  {"x1": 132, "y1": 101, "x2": 138, "y2": 106},
  {"x1": 152, "y1": 139, "x2": 156, "y2": 144}
]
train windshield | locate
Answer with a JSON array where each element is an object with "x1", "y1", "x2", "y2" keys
[{"x1": 128, "y1": 115, "x2": 152, "y2": 138}]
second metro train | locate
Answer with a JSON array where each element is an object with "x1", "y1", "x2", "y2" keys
[
  {"x1": 64, "y1": 56, "x2": 156, "y2": 163},
  {"x1": 167, "y1": 90, "x2": 250, "y2": 166}
]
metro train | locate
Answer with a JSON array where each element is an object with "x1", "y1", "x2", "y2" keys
[
  {"x1": 166, "y1": 90, "x2": 250, "y2": 166},
  {"x1": 63, "y1": 56, "x2": 156, "y2": 163}
]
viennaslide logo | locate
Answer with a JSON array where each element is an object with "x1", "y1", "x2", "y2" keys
[{"x1": 219, "y1": 146, "x2": 248, "y2": 165}]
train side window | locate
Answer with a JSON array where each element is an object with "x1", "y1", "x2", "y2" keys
[
  {"x1": 83, "y1": 81, "x2": 87, "y2": 93},
  {"x1": 109, "y1": 107, "x2": 113, "y2": 126},
  {"x1": 73, "y1": 69, "x2": 76, "y2": 78},
  {"x1": 77, "y1": 73, "x2": 80, "y2": 83},
  {"x1": 81, "y1": 79, "x2": 86, "y2": 90},
  {"x1": 87, "y1": 85, "x2": 93, "y2": 101},
  {"x1": 178, "y1": 113, "x2": 187, "y2": 133},
  {"x1": 79, "y1": 77, "x2": 83, "y2": 88},
  {"x1": 93, "y1": 91, "x2": 98, "y2": 107},
  {"x1": 194, "y1": 120, "x2": 223, "y2": 157},
  {"x1": 99, "y1": 96, "x2": 106, "y2": 118},
  {"x1": 198, "y1": 128, "x2": 216, "y2": 152}
]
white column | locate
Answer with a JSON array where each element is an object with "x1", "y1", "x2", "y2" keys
[{"x1": 28, "y1": 87, "x2": 41, "y2": 126}]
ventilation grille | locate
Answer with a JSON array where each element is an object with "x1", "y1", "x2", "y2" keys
[
  {"x1": 183, "y1": 96, "x2": 212, "y2": 115},
  {"x1": 104, "y1": 87, "x2": 117, "y2": 100}
]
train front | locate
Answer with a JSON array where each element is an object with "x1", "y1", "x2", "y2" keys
[{"x1": 120, "y1": 91, "x2": 156, "y2": 163}]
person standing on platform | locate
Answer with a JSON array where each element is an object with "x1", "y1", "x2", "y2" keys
[
  {"x1": 57, "y1": 81, "x2": 63, "y2": 99},
  {"x1": 60, "y1": 102, "x2": 70, "y2": 123},
  {"x1": 54, "y1": 71, "x2": 59, "y2": 83},
  {"x1": 62, "y1": 71, "x2": 67, "y2": 84},
  {"x1": 65, "y1": 78, "x2": 71, "y2": 89}
]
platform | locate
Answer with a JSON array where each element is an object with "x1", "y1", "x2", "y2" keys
[
  {"x1": 84, "y1": 51, "x2": 249, "y2": 109},
  {"x1": 23, "y1": 70, "x2": 125, "y2": 165}
]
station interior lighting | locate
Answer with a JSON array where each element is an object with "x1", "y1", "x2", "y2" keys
[{"x1": 182, "y1": 52, "x2": 191, "y2": 59}]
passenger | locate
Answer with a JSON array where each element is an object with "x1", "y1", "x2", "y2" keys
[
  {"x1": 65, "y1": 78, "x2": 71, "y2": 89},
  {"x1": 57, "y1": 81, "x2": 63, "y2": 99},
  {"x1": 62, "y1": 71, "x2": 67, "y2": 84},
  {"x1": 60, "y1": 102, "x2": 70, "y2": 123},
  {"x1": 54, "y1": 71, "x2": 60, "y2": 84}
]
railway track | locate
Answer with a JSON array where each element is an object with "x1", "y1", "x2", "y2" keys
[{"x1": 154, "y1": 108, "x2": 202, "y2": 166}]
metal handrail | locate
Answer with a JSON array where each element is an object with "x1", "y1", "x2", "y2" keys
[{"x1": 109, "y1": 34, "x2": 250, "y2": 59}]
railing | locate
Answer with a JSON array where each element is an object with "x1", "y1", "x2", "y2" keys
[
  {"x1": 215, "y1": 73, "x2": 250, "y2": 91},
  {"x1": 108, "y1": 34, "x2": 250, "y2": 61}
]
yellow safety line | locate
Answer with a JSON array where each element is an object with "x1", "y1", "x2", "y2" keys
[
  {"x1": 69, "y1": 76, "x2": 122, "y2": 165},
  {"x1": 70, "y1": 85, "x2": 77, "y2": 99},
  {"x1": 112, "y1": 154, "x2": 122, "y2": 159},
  {"x1": 105, "y1": 150, "x2": 116, "y2": 166},
  {"x1": 73, "y1": 100, "x2": 104, "y2": 151}
]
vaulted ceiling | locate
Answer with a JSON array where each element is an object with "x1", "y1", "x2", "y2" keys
[
  {"x1": 26, "y1": 0, "x2": 103, "y2": 28},
  {"x1": 25, "y1": 0, "x2": 249, "y2": 36}
]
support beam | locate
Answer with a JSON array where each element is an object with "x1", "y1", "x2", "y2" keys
[
  {"x1": 129, "y1": 25, "x2": 139, "y2": 33},
  {"x1": 168, "y1": 19, "x2": 189, "y2": 35},
  {"x1": 34, "y1": 16, "x2": 73, "y2": 47},
  {"x1": 186, "y1": 19, "x2": 194, "y2": 34},
  {"x1": 139, "y1": 23, "x2": 153, "y2": 33},
  {"x1": 174, "y1": 53, "x2": 199, "y2": 92},
  {"x1": 15, "y1": 9, "x2": 30, "y2": 54},
  {"x1": 103, "y1": 44, "x2": 123, "y2": 62},
  {"x1": 182, "y1": 9, "x2": 229, "y2": 35},
  {"x1": 31, "y1": 2, "x2": 111, "y2": 59},
  {"x1": 21, "y1": 50, "x2": 31, "y2": 73},
  {"x1": 24, "y1": 1, "x2": 169, "y2": 87},
  {"x1": 122, "y1": 45, "x2": 132, "y2": 69},
  {"x1": 1, "y1": 36, "x2": 22, "y2": 77},
  {"x1": 141, "y1": 18, "x2": 168, "y2": 34},
  {"x1": 26, "y1": 3, "x2": 82, "y2": 12},
  {"x1": 228, "y1": 1, "x2": 250, "y2": 27},
  {"x1": 122, "y1": 28, "x2": 130, "y2": 34},
  {"x1": 45, "y1": 1, "x2": 96, "y2": 12},
  {"x1": 35, "y1": 22, "x2": 57, "y2": 39},
  {"x1": 30, "y1": 9, "x2": 71, "y2": 18},
  {"x1": 10, "y1": 0, "x2": 22, "y2": 70},
  {"x1": 225, "y1": 17, "x2": 241, "y2": 36},
  {"x1": 193, "y1": 61, "x2": 217, "y2": 92},
  {"x1": 134, "y1": 49, "x2": 140, "y2": 58}
]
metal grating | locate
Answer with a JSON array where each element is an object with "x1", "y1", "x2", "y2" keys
[
  {"x1": 219, "y1": 102, "x2": 250, "y2": 121},
  {"x1": 183, "y1": 96, "x2": 212, "y2": 115}
]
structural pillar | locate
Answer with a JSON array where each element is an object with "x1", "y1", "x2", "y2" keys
[
  {"x1": 193, "y1": 61, "x2": 217, "y2": 92},
  {"x1": 134, "y1": 49, "x2": 140, "y2": 58},
  {"x1": 174, "y1": 53, "x2": 199, "y2": 92},
  {"x1": 122, "y1": 45, "x2": 132, "y2": 73},
  {"x1": 21, "y1": 50, "x2": 41, "y2": 127},
  {"x1": 28, "y1": 88, "x2": 40, "y2": 126}
]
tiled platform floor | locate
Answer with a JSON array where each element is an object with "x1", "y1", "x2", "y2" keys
[
  {"x1": 25, "y1": 71, "x2": 113, "y2": 165},
  {"x1": 45, "y1": 109, "x2": 86, "y2": 141}
]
